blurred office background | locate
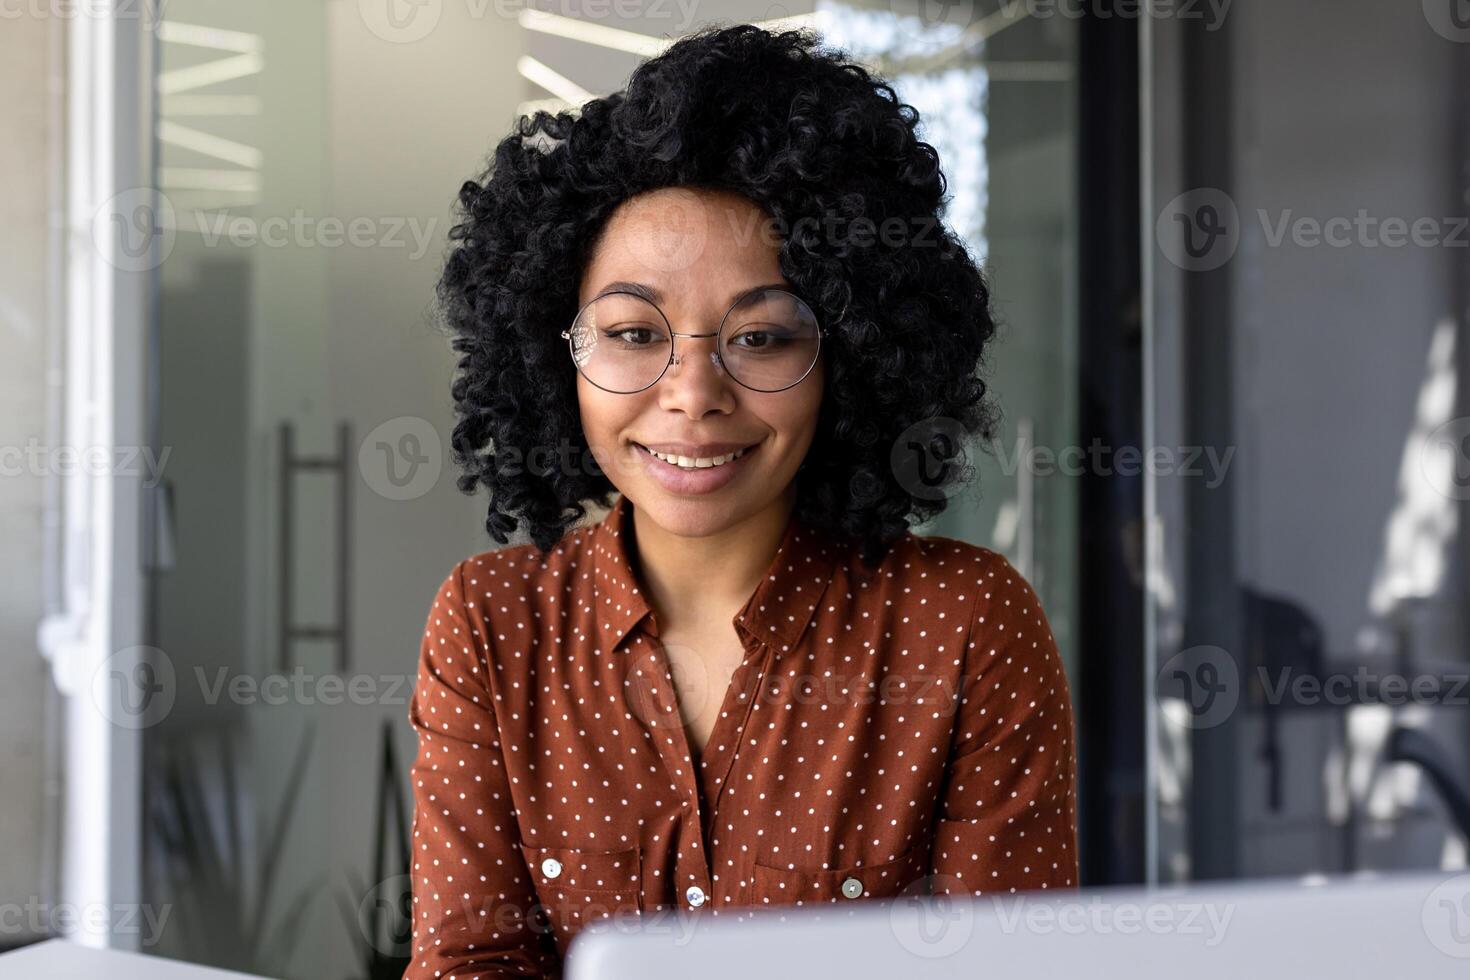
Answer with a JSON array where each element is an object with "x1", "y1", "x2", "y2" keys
[{"x1": 1, "y1": 0, "x2": 1468, "y2": 975}]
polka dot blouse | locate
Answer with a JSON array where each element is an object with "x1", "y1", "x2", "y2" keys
[{"x1": 405, "y1": 493, "x2": 1078, "y2": 977}]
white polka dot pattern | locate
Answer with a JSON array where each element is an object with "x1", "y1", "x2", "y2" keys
[{"x1": 404, "y1": 494, "x2": 1078, "y2": 977}]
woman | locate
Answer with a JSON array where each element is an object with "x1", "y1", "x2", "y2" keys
[{"x1": 406, "y1": 24, "x2": 1077, "y2": 978}]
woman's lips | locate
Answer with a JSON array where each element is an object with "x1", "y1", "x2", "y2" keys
[{"x1": 634, "y1": 440, "x2": 759, "y2": 495}]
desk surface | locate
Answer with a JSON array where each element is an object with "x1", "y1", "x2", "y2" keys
[{"x1": 0, "y1": 939, "x2": 272, "y2": 979}]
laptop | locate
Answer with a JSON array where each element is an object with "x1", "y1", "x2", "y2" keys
[{"x1": 566, "y1": 870, "x2": 1470, "y2": 979}]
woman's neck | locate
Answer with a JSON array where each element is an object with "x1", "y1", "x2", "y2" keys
[{"x1": 628, "y1": 491, "x2": 796, "y2": 632}]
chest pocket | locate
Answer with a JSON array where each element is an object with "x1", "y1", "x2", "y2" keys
[
  {"x1": 519, "y1": 842, "x2": 643, "y2": 958},
  {"x1": 750, "y1": 841, "x2": 930, "y2": 906}
]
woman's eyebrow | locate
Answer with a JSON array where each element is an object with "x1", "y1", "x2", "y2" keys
[
  {"x1": 591, "y1": 280, "x2": 795, "y2": 305},
  {"x1": 595, "y1": 280, "x2": 663, "y2": 302},
  {"x1": 732, "y1": 282, "x2": 794, "y2": 303}
]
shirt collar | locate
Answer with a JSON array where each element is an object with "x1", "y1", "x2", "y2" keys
[{"x1": 588, "y1": 494, "x2": 841, "y2": 656}]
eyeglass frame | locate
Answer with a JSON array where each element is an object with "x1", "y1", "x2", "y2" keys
[{"x1": 559, "y1": 286, "x2": 827, "y2": 395}]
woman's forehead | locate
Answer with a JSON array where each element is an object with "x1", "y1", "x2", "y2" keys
[{"x1": 581, "y1": 188, "x2": 784, "y2": 303}]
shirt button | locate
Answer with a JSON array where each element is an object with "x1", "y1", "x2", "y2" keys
[
  {"x1": 840, "y1": 877, "x2": 863, "y2": 899},
  {"x1": 685, "y1": 885, "x2": 707, "y2": 907},
  {"x1": 541, "y1": 858, "x2": 563, "y2": 879}
]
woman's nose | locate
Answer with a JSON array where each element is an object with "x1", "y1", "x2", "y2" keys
[{"x1": 658, "y1": 336, "x2": 736, "y2": 417}]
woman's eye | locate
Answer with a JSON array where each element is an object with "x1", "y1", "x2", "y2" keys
[
  {"x1": 604, "y1": 325, "x2": 662, "y2": 345},
  {"x1": 730, "y1": 328, "x2": 789, "y2": 350}
]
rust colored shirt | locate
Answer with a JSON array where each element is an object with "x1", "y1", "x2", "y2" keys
[{"x1": 405, "y1": 493, "x2": 1077, "y2": 978}]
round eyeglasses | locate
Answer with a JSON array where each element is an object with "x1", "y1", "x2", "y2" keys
[{"x1": 560, "y1": 287, "x2": 824, "y2": 394}]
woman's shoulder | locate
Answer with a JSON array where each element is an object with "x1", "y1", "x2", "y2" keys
[
  {"x1": 421, "y1": 527, "x2": 605, "y2": 679},
  {"x1": 825, "y1": 528, "x2": 1040, "y2": 643},
  {"x1": 442, "y1": 523, "x2": 601, "y2": 601},
  {"x1": 861, "y1": 530, "x2": 1050, "y2": 638},
  {"x1": 906, "y1": 536, "x2": 1059, "y2": 678}
]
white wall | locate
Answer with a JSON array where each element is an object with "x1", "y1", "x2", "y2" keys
[{"x1": 0, "y1": 10, "x2": 61, "y2": 946}]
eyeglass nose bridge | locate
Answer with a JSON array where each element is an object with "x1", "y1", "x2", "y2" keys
[{"x1": 666, "y1": 328, "x2": 724, "y2": 373}]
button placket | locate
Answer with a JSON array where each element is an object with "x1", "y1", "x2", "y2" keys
[
  {"x1": 698, "y1": 633, "x2": 776, "y2": 828},
  {"x1": 624, "y1": 629, "x2": 717, "y2": 909},
  {"x1": 632, "y1": 624, "x2": 781, "y2": 912},
  {"x1": 693, "y1": 634, "x2": 783, "y2": 911}
]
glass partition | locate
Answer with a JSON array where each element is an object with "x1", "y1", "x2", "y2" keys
[{"x1": 1144, "y1": 1, "x2": 1470, "y2": 884}]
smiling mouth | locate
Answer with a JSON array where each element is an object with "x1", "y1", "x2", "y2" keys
[{"x1": 633, "y1": 442, "x2": 759, "y2": 470}]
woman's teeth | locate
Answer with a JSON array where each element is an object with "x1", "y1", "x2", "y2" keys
[{"x1": 638, "y1": 444, "x2": 751, "y2": 470}]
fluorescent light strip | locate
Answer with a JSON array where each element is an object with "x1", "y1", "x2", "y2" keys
[
  {"x1": 167, "y1": 193, "x2": 260, "y2": 213},
  {"x1": 752, "y1": 12, "x2": 823, "y2": 30},
  {"x1": 157, "y1": 52, "x2": 264, "y2": 95},
  {"x1": 517, "y1": 56, "x2": 593, "y2": 106},
  {"x1": 966, "y1": 3, "x2": 1030, "y2": 42},
  {"x1": 517, "y1": 9, "x2": 669, "y2": 57},
  {"x1": 157, "y1": 21, "x2": 262, "y2": 53},
  {"x1": 159, "y1": 121, "x2": 263, "y2": 169},
  {"x1": 159, "y1": 167, "x2": 261, "y2": 193}
]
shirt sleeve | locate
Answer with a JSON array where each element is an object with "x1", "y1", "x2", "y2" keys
[
  {"x1": 930, "y1": 551, "x2": 1080, "y2": 894},
  {"x1": 404, "y1": 560, "x2": 556, "y2": 978}
]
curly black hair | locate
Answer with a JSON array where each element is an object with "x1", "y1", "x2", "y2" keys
[{"x1": 436, "y1": 23, "x2": 999, "y2": 565}]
